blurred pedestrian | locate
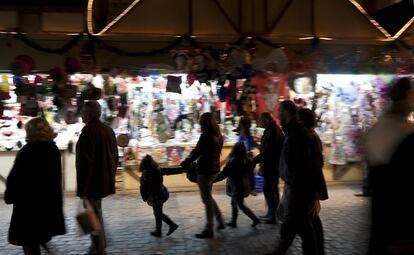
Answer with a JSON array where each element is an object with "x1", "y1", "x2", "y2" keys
[
  {"x1": 253, "y1": 112, "x2": 284, "y2": 224},
  {"x1": 76, "y1": 101, "x2": 118, "y2": 255},
  {"x1": 236, "y1": 115, "x2": 257, "y2": 195},
  {"x1": 181, "y1": 112, "x2": 225, "y2": 238},
  {"x1": 267, "y1": 101, "x2": 317, "y2": 255},
  {"x1": 139, "y1": 155, "x2": 182, "y2": 237},
  {"x1": 215, "y1": 142, "x2": 261, "y2": 228},
  {"x1": 298, "y1": 108, "x2": 329, "y2": 255},
  {"x1": 365, "y1": 77, "x2": 414, "y2": 255},
  {"x1": 4, "y1": 117, "x2": 66, "y2": 255}
]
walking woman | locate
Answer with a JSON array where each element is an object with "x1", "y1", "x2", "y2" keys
[
  {"x1": 181, "y1": 112, "x2": 225, "y2": 238},
  {"x1": 4, "y1": 117, "x2": 66, "y2": 255},
  {"x1": 215, "y1": 143, "x2": 261, "y2": 228}
]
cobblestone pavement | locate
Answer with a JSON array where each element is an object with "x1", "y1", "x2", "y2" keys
[{"x1": 0, "y1": 184, "x2": 370, "y2": 255}]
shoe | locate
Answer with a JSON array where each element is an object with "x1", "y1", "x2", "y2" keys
[
  {"x1": 150, "y1": 231, "x2": 162, "y2": 237},
  {"x1": 251, "y1": 219, "x2": 261, "y2": 227},
  {"x1": 167, "y1": 224, "x2": 178, "y2": 236},
  {"x1": 195, "y1": 230, "x2": 213, "y2": 239},
  {"x1": 216, "y1": 223, "x2": 226, "y2": 230},
  {"x1": 226, "y1": 222, "x2": 237, "y2": 228},
  {"x1": 354, "y1": 192, "x2": 369, "y2": 197},
  {"x1": 264, "y1": 218, "x2": 277, "y2": 224}
]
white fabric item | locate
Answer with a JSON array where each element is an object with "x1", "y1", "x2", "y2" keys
[{"x1": 364, "y1": 114, "x2": 414, "y2": 166}]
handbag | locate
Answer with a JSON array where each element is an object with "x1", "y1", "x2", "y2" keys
[
  {"x1": 186, "y1": 162, "x2": 198, "y2": 183},
  {"x1": 76, "y1": 199, "x2": 102, "y2": 235}
]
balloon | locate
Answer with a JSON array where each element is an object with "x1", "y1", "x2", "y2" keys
[
  {"x1": 10, "y1": 60, "x2": 31, "y2": 76},
  {"x1": 15, "y1": 55, "x2": 35, "y2": 72}
]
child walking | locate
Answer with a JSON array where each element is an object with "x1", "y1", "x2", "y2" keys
[
  {"x1": 139, "y1": 155, "x2": 182, "y2": 237},
  {"x1": 215, "y1": 143, "x2": 261, "y2": 227}
]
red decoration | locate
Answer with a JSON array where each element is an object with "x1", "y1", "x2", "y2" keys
[
  {"x1": 186, "y1": 72, "x2": 197, "y2": 86},
  {"x1": 252, "y1": 72, "x2": 289, "y2": 118},
  {"x1": 34, "y1": 75, "x2": 43, "y2": 84},
  {"x1": 15, "y1": 55, "x2": 35, "y2": 72},
  {"x1": 10, "y1": 60, "x2": 31, "y2": 76},
  {"x1": 65, "y1": 57, "x2": 82, "y2": 74},
  {"x1": 48, "y1": 67, "x2": 66, "y2": 82}
]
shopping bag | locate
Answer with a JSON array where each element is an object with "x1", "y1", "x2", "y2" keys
[{"x1": 76, "y1": 199, "x2": 102, "y2": 235}]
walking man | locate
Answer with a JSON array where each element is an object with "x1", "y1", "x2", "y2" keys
[
  {"x1": 253, "y1": 112, "x2": 284, "y2": 224},
  {"x1": 267, "y1": 100, "x2": 317, "y2": 255},
  {"x1": 76, "y1": 101, "x2": 118, "y2": 255}
]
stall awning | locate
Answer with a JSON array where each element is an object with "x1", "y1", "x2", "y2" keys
[{"x1": 88, "y1": 0, "x2": 398, "y2": 45}]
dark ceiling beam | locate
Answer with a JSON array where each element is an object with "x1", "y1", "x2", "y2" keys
[
  {"x1": 212, "y1": 0, "x2": 241, "y2": 35},
  {"x1": 267, "y1": 0, "x2": 294, "y2": 34}
]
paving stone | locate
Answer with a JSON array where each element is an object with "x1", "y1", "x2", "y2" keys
[{"x1": 0, "y1": 184, "x2": 369, "y2": 255}]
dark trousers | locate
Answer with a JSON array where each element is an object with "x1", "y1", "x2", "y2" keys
[
  {"x1": 362, "y1": 163, "x2": 370, "y2": 195},
  {"x1": 230, "y1": 196, "x2": 259, "y2": 223},
  {"x1": 263, "y1": 175, "x2": 279, "y2": 219},
  {"x1": 86, "y1": 198, "x2": 106, "y2": 255},
  {"x1": 312, "y1": 215, "x2": 325, "y2": 255},
  {"x1": 276, "y1": 202, "x2": 317, "y2": 255},
  {"x1": 152, "y1": 203, "x2": 176, "y2": 233},
  {"x1": 249, "y1": 174, "x2": 256, "y2": 191}
]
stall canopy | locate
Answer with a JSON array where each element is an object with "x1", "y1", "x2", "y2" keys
[{"x1": 88, "y1": 0, "x2": 402, "y2": 45}]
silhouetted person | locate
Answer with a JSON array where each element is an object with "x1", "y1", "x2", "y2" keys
[
  {"x1": 181, "y1": 112, "x2": 225, "y2": 238},
  {"x1": 298, "y1": 108, "x2": 329, "y2": 255},
  {"x1": 139, "y1": 155, "x2": 181, "y2": 237},
  {"x1": 76, "y1": 101, "x2": 118, "y2": 255},
  {"x1": 267, "y1": 100, "x2": 317, "y2": 255},
  {"x1": 237, "y1": 115, "x2": 257, "y2": 195},
  {"x1": 5, "y1": 117, "x2": 66, "y2": 255},
  {"x1": 365, "y1": 77, "x2": 414, "y2": 255},
  {"x1": 253, "y1": 112, "x2": 284, "y2": 224},
  {"x1": 215, "y1": 142, "x2": 261, "y2": 228}
]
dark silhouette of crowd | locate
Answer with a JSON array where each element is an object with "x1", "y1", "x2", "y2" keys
[{"x1": 5, "y1": 78, "x2": 414, "y2": 255}]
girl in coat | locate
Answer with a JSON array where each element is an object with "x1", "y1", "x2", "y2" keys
[
  {"x1": 216, "y1": 143, "x2": 261, "y2": 227},
  {"x1": 139, "y1": 155, "x2": 182, "y2": 237},
  {"x1": 4, "y1": 117, "x2": 66, "y2": 255}
]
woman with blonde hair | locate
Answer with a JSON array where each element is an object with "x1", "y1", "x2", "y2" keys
[
  {"x1": 4, "y1": 117, "x2": 66, "y2": 255},
  {"x1": 181, "y1": 112, "x2": 225, "y2": 238}
]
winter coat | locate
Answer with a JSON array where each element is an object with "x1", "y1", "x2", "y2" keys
[
  {"x1": 364, "y1": 111, "x2": 414, "y2": 254},
  {"x1": 254, "y1": 122, "x2": 284, "y2": 178},
  {"x1": 308, "y1": 129, "x2": 328, "y2": 201},
  {"x1": 279, "y1": 118, "x2": 314, "y2": 199},
  {"x1": 140, "y1": 167, "x2": 183, "y2": 206},
  {"x1": 4, "y1": 141, "x2": 66, "y2": 246},
  {"x1": 76, "y1": 119, "x2": 119, "y2": 199},
  {"x1": 181, "y1": 132, "x2": 223, "y2": 175},
  {"x1": 216, "y1": 157, "x2": 254, "y2": 198}
]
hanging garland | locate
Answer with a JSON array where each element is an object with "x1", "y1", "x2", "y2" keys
[
  {"x1": 13, "y1": 33, "x2": 83, "y2": 54},
  {"x1": 89, "y1": 35, "x2": 202, "y2": 57}
]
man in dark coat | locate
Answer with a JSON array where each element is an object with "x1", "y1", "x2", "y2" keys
[
  {"x1": 253, "y1": 112, "x2": 284, "y2": 224},
  {"x1": 365, "y1": 77, "x2": 414, "y2": 255},
  {"x1": 76, "y1": 101, "x2": 118, "y2": 255},
  {"x1": 267, "y1": 100, "x2": 317, "y2": 255}
]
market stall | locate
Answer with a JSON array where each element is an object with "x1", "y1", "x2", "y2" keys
[{"x1": 0, "y1": 54, "x2": 409, "y2": 194}]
